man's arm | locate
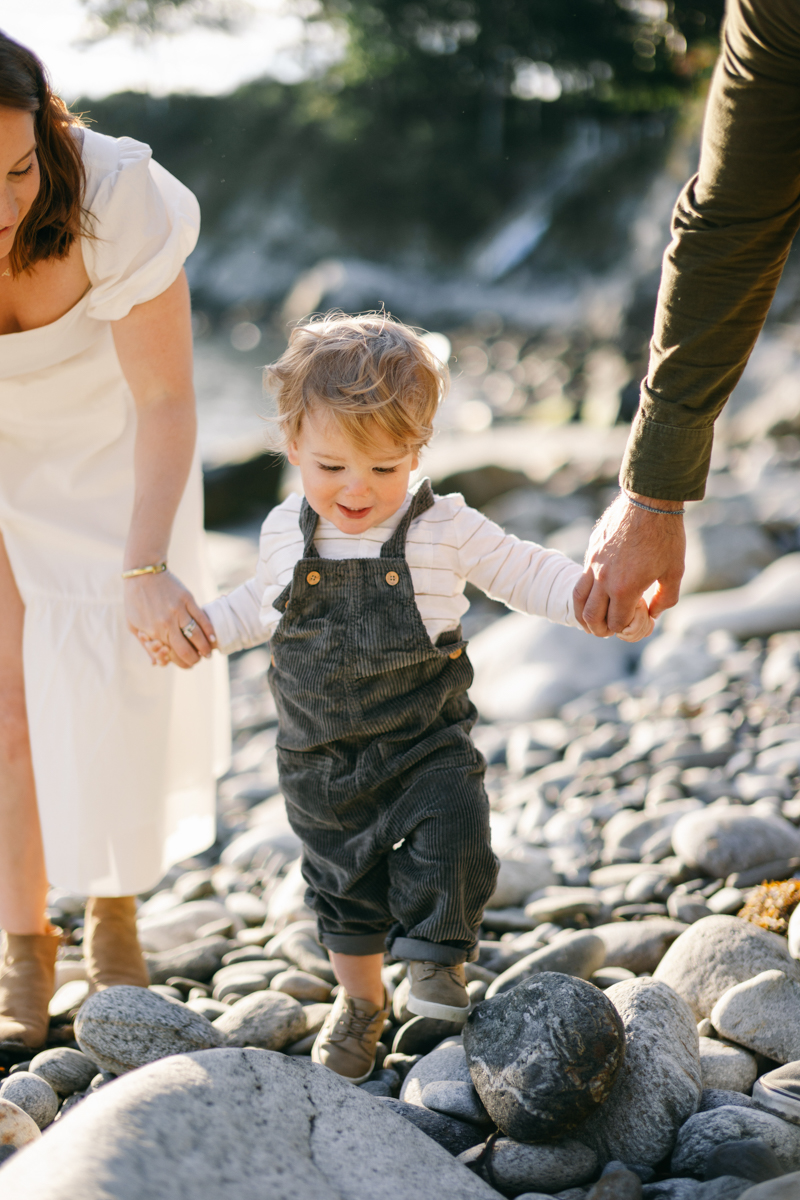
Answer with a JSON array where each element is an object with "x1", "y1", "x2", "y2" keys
[{"x1": 580, "y1": 0, "x2": 800, "y2": 635}]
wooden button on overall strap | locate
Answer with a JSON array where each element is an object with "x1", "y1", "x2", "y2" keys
[
  {"x1": 385, "y1": 571, "x2": 399, "y2": 586},
  {"x1": 307, "y1": 571, "x2": 321, "y2": 585}
]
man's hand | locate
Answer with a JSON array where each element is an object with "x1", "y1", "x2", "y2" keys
[{"x1": 574, "y1": 491, "x2": 686, "y2": 637}]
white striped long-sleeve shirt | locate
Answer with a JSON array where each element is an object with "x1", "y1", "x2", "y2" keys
[{"x1": 204, "y1": 487, "x2": 584, "y2": 654}]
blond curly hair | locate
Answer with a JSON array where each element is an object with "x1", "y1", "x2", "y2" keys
[{"x1": 265, "y1": 311, "x2": 448, "y2": 453}]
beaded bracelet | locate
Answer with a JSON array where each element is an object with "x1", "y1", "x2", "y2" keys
[
  {"x1": 622, "y1": 490, "x2": 685, "y2": 517},
  {"x1": 121, "y1": 562, "x2": 168, "y2": 579}
]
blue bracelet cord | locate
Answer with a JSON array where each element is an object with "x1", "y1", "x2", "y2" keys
[{"x1": 622, "y1": 490, "x2": 686, "y2": 516}]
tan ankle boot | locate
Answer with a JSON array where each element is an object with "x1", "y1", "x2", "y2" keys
[
  {"x1": 0, "y1": 927, "x2": 61, "y2": 1048},
  {"x1": 84, "y1": 897, "x2": 150, "y2": 992}
]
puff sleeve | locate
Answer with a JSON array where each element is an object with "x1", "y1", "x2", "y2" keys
[{"x1": 81, "y1": 129, "x2": 200, "y2": 322}]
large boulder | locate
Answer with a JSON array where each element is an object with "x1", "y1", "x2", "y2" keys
[
  {"x1": 463, "y1": 973, "x2": 625, "y2": 1142},
  {"x1": 0, "y1": 1049, "x2": 500, "y2": 1200},
  {"x1": 653, "y1": 916, "x2": 800, "y2": 1021},
  {"x1": 578, "y1": 978, "x2": 702, "y2": 1168},
  {"x1": 74, "y1": 986, "x2": 222, "y2": 1075}
]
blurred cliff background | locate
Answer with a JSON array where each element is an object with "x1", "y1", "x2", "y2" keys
[{"x1": 11, "y1": 0, "x2": 800, "y2": 617}]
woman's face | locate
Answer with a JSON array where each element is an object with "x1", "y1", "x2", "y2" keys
[{"x1": 0, "y1": 107, "x2": 39, "y2": 262}]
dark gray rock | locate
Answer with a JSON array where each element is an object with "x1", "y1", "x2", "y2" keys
[
  {"x1": 672, "y1": 809, "x2": 800, "y2": 881},
  {"x1": 377, "y1": 1097, "x2": 480, "y2": 1155},
  {"x1": 0, "y1": 1049, "x2": 500, "y2": 1198},
  {"x1": 384, "y1": 1052, "x2": 422, "y2": 1082},
  {"x1": 145, "y1": 937, "x2": 230, "y2": 985},
  {"x1": 74, "y1": 985, "x2": 222, "y2": 1075},
  {"x1": 703, "y1": 1139, "x2": 783, "y2": 1183},
  {"x1": 579, "y1": 978, "x2": 702, "y2": 1168},
  {"x1": 421, "y1": 1081, "x2": 494, "y2": 1129},
  {"x1": 392, "y1": 1016, "x2": 465, "y2": 1057},
  {"x1": 593, "y1": 919, "x2": 688, "y2": 975},
  {"x1": 28, "y1": 1048, "x2": 97, "y2": 1098},
  {"x1": 672, "y1": 1106, "x2": 800, "y2": 1176},
  {"x1": 0, "y1": 1074, "x2": 58, "y2": 1130},
  {"x1": 700, "y1": 1090, "x2": 756, "y2": 1112},
  {"x1": 360, "y1": 1080, "x2": 393, "y2": 1096},
  {"x1": 484, "y1": 932, "x2": 606, "y2": 998},
  {"x1": 212, "y1": 990, "x2": 306, "y2": 1050},
  {"x1": 464, "y1": 973, "x2": 625, "y2": 1142},
  {"x1": 653, "y1": 916, "x2": 800, "y2": 1021},
  {"x1": 459, "y1": 1136, "x2": 598, "y2": 1195}
]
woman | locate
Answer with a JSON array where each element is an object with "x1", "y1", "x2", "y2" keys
[{"x1": 0, "y1": 33, "x2": 229, "y2": 1047}]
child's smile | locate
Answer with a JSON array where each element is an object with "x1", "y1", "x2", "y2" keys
[{"x1": 287, "y1": 405, "x2": 420, "y2": 534}]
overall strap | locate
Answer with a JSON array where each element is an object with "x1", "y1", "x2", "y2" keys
[
  {"x1": 299, "y1": 498, "x2": 321, "y2": 558},
  {"x1": 380, "y1": 479, "x2": 435, "y2": 559}
]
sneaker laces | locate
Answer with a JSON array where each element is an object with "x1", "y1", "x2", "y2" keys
[
  {"x1": 330, "y1": 999, "x2": 381, "y2": 1045},
  {"x1": 417, "y1": 961, "x2": 463, "y2": 985}
]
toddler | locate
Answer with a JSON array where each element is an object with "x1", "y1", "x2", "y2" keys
[{"x1": 156, "y1": 313, "x2": 653, "y2": 1084}]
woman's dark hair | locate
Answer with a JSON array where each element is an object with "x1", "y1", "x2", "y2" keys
[{"x1": 0, "y1": 31, "x2": 88, "y2": 274}]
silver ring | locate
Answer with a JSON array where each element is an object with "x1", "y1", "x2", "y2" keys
[{"x1": 181, "y1": 619, "x2": 198, "y2": 640}]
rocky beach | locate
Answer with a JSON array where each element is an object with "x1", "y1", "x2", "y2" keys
[{"x1": 2, "y1": 380, "x2": 800, "y2": 1199}]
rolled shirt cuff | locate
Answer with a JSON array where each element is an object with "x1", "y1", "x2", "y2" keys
[{"x1": 620, "y1": 403, "x2": 715, "y2": 503}]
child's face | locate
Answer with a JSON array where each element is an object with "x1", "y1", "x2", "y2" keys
[{"x1": 287, "y1": 406, "x2": 419, "y2": 534}]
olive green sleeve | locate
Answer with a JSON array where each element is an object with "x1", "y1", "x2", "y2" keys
[{"x1": 620, "y1": 0, "x2": 800, "y2": 501}]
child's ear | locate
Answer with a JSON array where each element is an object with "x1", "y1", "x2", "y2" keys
[
  {"x1": 287, "y1": 442, "x2": 300, "y2": 466},
  {"x1": 410, "y1": 450, "x2": 420, "y2": 471}
]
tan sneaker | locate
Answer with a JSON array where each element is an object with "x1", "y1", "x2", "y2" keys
[
  {"x1": 311, "y1": 989, "x2": 388, "y2": 1084},
  {"x1": 407, "y1": 961, "x2": 470, "y2": 1023}
]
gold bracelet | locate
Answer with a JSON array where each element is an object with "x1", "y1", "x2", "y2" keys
[{"x1": 121, "y1": 562, "x2": 168, "y2": 579}]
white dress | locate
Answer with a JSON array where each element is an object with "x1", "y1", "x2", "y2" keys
[{"x1": 0, "y1": 129, "x2": 230, "y2": 897}]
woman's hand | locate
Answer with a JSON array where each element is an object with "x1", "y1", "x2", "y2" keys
[{"x1": 124, "y1": 570, "x2": 216, "y2": 668}]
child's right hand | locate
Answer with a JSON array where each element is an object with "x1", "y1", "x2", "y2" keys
[{"x1": 615, "y1": 595, "x2": 655, "y2": 642}]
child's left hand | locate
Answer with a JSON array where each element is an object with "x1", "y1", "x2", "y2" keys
[{"x1": 615, "y1": 596, "x2": 655, "y2": 642}]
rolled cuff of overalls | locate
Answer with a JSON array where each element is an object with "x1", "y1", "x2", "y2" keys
[
  {"x1": 388, "y1": 934, "x2": 479, "y2": 966},
  {"x1": 318, "y1": 929, "x2": 391, "y2": 956}
]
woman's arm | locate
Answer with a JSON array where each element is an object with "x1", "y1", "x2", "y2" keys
[{"x1": 112, "y1": 268, "x2": 215, "y2": 667}]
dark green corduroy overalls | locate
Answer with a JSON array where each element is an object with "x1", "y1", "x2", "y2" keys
[{"x1": 269, "y1": 481, "x2": 498, "y2": 965}]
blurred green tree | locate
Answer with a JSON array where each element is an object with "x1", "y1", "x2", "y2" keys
[{"x1": 77, "y1": 1, "x2": 725, "y2": 263}]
